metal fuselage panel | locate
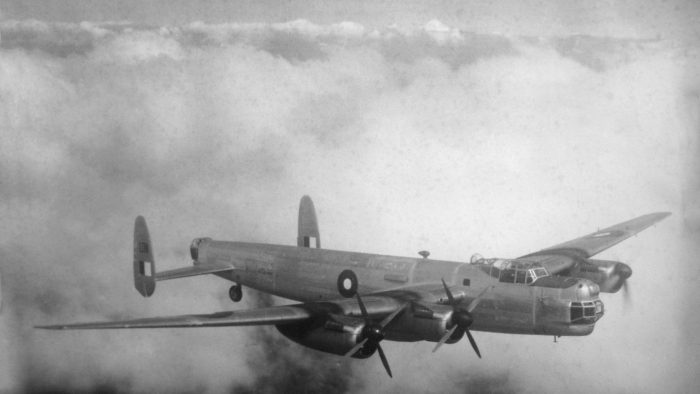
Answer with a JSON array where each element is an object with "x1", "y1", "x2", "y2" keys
[{"x1": 200, "y1": 241, "x2": 599, "y2": 336}]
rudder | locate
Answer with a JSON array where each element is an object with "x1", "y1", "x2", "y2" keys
[{"x1": 133, "y1": 216, "x2": 156, "y2": 297}]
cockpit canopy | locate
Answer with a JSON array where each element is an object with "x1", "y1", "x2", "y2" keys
[{"x1": 474, "y1": 257, "x2": 549, "y2": 285}]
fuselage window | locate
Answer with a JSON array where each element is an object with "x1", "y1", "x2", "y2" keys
[
  {"x1": 489, "y1": 265, "x2": 500, "y2": 279},
  {"x1": 499, "y1": 269, "x2": 515, "y2": 283}
]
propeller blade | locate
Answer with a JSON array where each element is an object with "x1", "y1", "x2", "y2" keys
[
  {"x1": 622, "y1": 281, "x2": 631, "y2": 306},
  {"x1": 466, "y1": 286, "x2": 493, "y2": 313},
  {"x1": 441, "y1": 278, "x2": 456, "y2": 305},
  {"x1": 344, "y1": 338, "x2": 368, "y2": 358},
  {"x1": 436, "y1": 280, "x2": 488, "y2": 357},
  {"x1": 376, "y1": 344, "x2": 393, "y2": 378},
  {"x1": 432, "y1": 325, "x2": 458, "y2": 353},
  {"x1": 355, "y1": 292, "x2": 369, "y2": 319},
  {"x1": 379, "y1": 303, "x2": 407, "y2": 329},
  {"x1": 465, "y1": 328, "x2": 481, "y2": 359}
]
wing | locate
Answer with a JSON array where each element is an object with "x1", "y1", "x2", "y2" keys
[
  {"x1": 35, "y1": 295, "x2": 408, "y2": 330},
  {"x1": 36, "y1": 304, "x2": 314, "y2": 330},
  {"x1": 520, "y1": 212, "x2": 671, "y2": 273}
]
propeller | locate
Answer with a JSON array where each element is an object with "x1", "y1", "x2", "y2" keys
[
  {"x1": 614, "y1": 262, "x2": 632, "y2": 305},
  {"x1": 622, "y1": 280, "x2": 631, "y2": 306},
  {"x1": 343, "y1": 292, "x2": 406, "y2": 378},
  {"x1": 432, "y1": 279, "x2": 492, "y2": 357},
  {"x1": 613, "y1": 254, "x2": 633, "y2": 308}
]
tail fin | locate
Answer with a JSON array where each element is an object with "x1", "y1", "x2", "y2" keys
[
  {"x1": 133, "y1": 216, "x2": 156, "y2": 297},
  {"x1": 297, "y1": 195, "x2": 320, "y2": 248}
]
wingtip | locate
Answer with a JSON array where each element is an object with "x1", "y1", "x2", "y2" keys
[{"x1": 650, "y1": 212, "x2": 672, "y2": 221}]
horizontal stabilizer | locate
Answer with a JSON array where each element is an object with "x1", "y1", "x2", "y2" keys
[{"x1": 155, "y1": 262, "x2": 234, "y2": 281}]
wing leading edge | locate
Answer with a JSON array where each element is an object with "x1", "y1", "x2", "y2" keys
[
  {"x1": 35, "y1": 295, "x2": 407, "y2": 330},
  {"x1": 523, "y1": 212, "x2": 671, "y2": 260},
  {"x1": 36, "y1": 304, "x2": 314, "y2": 330}
]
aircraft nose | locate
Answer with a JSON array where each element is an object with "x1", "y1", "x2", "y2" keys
[
  {"x1": 615, "y1": 263, "x2": 632, "y2": 280},
  {"x1": 575, "y1": 280, "x2": 600, "y2": 298}
]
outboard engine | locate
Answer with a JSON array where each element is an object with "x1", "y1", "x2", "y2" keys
[{"x1": 569, "y1": 259, "x2": 632, "y2": 293}]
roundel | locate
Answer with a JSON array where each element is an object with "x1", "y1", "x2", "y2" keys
[{"x1": 337, "y1": 269, "x2": 358, "y2": 298}]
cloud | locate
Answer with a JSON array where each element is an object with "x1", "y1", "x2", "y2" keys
[{"x1": 0, "y1": 19, "x2": 697, "y2": 393}]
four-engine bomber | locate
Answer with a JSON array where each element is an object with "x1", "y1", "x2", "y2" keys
[{"x1": 38, "y1": 196, "x2": 670, "y2": 378}]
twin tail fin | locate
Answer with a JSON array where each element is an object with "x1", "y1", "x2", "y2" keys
[{"x1": 133, "y1": 216, "x2": 156, "y2": 297}]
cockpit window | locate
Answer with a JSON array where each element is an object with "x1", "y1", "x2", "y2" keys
[{"x1": 478, "y1": 258, "x2": 549, "y2": 285}]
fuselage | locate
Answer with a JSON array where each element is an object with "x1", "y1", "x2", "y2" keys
[{"x1": 194, "y1": 239, "x2": 603, "y2": 338}]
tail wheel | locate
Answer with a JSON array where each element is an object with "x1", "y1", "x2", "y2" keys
[{"x1": 229, "y1": 284, "x2": 243, "y2": 302}]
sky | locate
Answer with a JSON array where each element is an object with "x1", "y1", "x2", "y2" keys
[{"x1": 1, "y1": 1, "x2": 699, "y2": 393}]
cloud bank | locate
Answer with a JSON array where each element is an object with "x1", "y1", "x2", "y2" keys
[{"x1": 0, "y1": 19, "x2": 698, "y2": 393}]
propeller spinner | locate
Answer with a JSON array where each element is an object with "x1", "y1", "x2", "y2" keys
[
  {"x1": 343, "y1": 292, "x2": 406, "y2": 378},
  {"x1": 432, "y1": 279, "x2": 492, "y2": 357}
]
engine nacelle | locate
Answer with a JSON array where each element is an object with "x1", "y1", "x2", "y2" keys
[
  {"x1": 385, "y1": 303, "x2": 462, "y2": 343},
  {"x1": 276, "y1": 315, "x2": 373, "y2": 358},
  {"x1": 569, "y1": 259, "x2": 631, "y2": 293}
]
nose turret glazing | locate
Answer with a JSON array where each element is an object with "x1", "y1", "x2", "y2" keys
[{"x1": 570, "y1": 279, "x2": 604, "y2": 325}]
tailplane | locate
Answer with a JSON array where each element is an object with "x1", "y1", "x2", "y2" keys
[
  {"x1": 133, "y1": 216, "x2": 156, "y2": 297},
  {"x1": 297, "y1": 195, "x2": 320, "y2": 248}
]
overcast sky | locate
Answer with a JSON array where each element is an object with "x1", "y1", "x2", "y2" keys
[
  {"x1": 3, "y1": 0, "x2": 700, "y2": 39},
  {"x1": 1, "y1": 1, "x2": 699, "y2": 394}
]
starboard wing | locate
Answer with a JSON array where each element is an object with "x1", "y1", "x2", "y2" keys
[{"x1": 520, "y1": 212, "x2": 671, "y2": 274}]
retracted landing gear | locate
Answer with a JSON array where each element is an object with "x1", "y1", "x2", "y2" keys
[{"x1": 229, "y1": 284, "x2": 243, "y2": 302}]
